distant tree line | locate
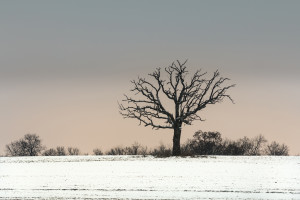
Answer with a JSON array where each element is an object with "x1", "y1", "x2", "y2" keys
[
  {"x1": 5, "y1": 134, "x2": 81, "y2": 156},
  {"x1": 4, "y1": 132, "x2": 289, "y2": 157},
  {"x1": 42, "y1": 146, "x2": 80, "y2": 156},
  {"x1": 181, "y1": 130, "x2": 289, "y2": 156},
  {"x1": 95, "y1": 131, "x2": 289, "y2": 157}
]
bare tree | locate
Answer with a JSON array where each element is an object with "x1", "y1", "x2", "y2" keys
[
  {"x1": 5, "y1": 134, "x2": 44, "y2": 156},
  {"x1": 56, "y1": 146, "x2": 66, "y2": 156},
  {"x1": 249, "y1": 134, "x2": 267, "y2": 155},
  {"x1": 189, "y1": 130, "x2": 223, "y2": 155},
  {"x1": 119, "y1": 60, "x2": 235, "y2": 155},
  {"x1": 139, "y1": 146, "x2": 148, "y2": 157},
  {"x1": 93, "y1": 148, "x2": 103, "y2": 155},
  {"x1": 126, "y1": 142, "x2": 142, "y2": 155},
  {"x1": 237, "y1": 137, "x2": 253, "y2": 155},
  {"x1": 106, "y1": 146, "x2": 127, "y2": 155},
  {"x1": 43, "y1": 148, "x2": 57, "y2": 156},
  {"x1": 67, "y1": 147, "x2": 80, "y2": 155},
  {"x1": 150, "y1": 144, "x2": 172, "y2": 157},
  {"x1": 265, "y1": 141, "x2": 289, "y2": 156}
]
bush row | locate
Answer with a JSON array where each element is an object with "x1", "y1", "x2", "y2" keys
[{"x1": 4, "y1": 131, "x2": 289, "y2": 157}]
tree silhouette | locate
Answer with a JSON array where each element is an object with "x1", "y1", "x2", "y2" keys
[
  {"x1": 265, "y1": 141, "x2": 289, "y2": 156},
  {"x1": 119, "y1": 60, "x2": 235, "y2": 156},
  {"x1": 67, "y1": 147, "x2": 80, "y2": 155},
  {"x1": 6, "y1": 134, "x2": 44, "y2": 156}
]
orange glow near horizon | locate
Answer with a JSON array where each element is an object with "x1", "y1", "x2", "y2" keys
[{"x1": 0, "y1": 1, "x2": 299, "y2": 155}]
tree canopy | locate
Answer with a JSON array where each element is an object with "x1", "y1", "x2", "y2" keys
[{"x1": 119, "y1": 60, "x2": 235, "y2": 155}]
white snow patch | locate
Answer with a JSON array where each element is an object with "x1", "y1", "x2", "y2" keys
[{"x1": 0, "y1": 156, "x2": 299, "y2": 199}]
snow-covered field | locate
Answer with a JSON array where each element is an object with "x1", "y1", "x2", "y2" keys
[{"x1": 0, "y1": 156, "x2": 299, "y2": 200}]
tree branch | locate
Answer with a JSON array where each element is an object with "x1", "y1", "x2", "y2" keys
[{"x1": 119, "y1": 60, "x2": 235, "y2": 129}]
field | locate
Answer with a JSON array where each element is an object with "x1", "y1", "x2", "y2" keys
[{"x1": 0, "y1": 156, "x2": 299, "y2": 199}]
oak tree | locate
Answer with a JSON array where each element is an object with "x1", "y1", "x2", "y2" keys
[{"x1": 119, "y1": 60, "x2": 235, "y2": 156}]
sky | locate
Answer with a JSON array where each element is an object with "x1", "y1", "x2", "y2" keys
[{"x1": 0, "y1": 1, "x2": 299, "y2": 155}]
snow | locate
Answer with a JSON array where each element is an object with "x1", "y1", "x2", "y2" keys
[{"x1": 0, "y1": 156, "x2": 299, "y2": 199}]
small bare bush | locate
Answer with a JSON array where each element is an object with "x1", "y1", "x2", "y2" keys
[
  {"x1": 189, "y1": 131, "x2": 223, "y2": 155},
  {"x1": 67, "y1": 147, "x2": 80, "y2": 155},
  {"x1": 93, "y1": 148, "x2": 103, "y2": 155},
  {"x1": 248, "y1": 134, "x2": 267, "y2": 155},
  {"x1": 43, "y1": 148, "x2": 57, "y2": 156},
  {"x1": 56, "y1": 146, "x2": 66, "y2": 156},
  {"x1": 221, "y1": 140, "x2": 245, "y2": 155},
  {"x1": 106, "y1": 146, "x2": 126, "y2": 155},
  {"x1": 265, "y1": 141, "x2": 289, "y2": 156},
  {"x1": 105, "y1": 142, "x2": 148, "y2": 156},
  {"x1": 126, "y1": 142, "x2": 141, "y2": 155},
  {"x1": 150, "y1": 144, "x2": 172, "y2": 157}
]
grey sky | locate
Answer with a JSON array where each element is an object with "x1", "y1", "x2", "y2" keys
[{"x1": 1, "y1": 1, "x2": 300, "y2": 154}]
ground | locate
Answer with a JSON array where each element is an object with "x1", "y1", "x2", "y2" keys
[{"x1": 0, "y1": 156, "x2": 299, "y2": 199}]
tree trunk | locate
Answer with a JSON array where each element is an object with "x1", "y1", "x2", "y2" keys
[{"x1": 172, "y1": 123, "x2": 182, "y2": 156}]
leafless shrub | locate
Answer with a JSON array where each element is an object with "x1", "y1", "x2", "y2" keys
[
  {"x1": 93, "y1": 148, "x2": 103, "y2": 155},
  {"x1": 43, "y1": 148, "x2": 57, "y2": 156},
  {"x1": 220, "y1": 139, "x2": 245, "y2": 155},
  {"x1": 105, "y1": 142, "x2": 149, "y2": 156},
  {"x1": 126, "y1": 142, "x2": 141, "y2": 155},
  {"x1": 189, "y1": 131, "x2": 223, "y2": 155},
  {"x1": 237, "y1": 137, "x2": 253, "y2": 155},
  {"x1": 139, "y1": 146, "x2": 148, "y2": 157},
  {"x1": 248, "y1": 134, "x2": 267, "y2": 155},
  {"x1": 150, "y1": 144, "x2": 172, "y2": 157},
  {"x1": 5, "y1": 134, "x2": 44, "y2": 156},
  {"x1": 106, "y1": 146, "x2": 127, "y2": 155},
  {"x1": 180, "y1": 140, "x2": 194, "y2": 156},
  {"x1": 67, "y1": 147, "x2": 80, "y2": 155},
  {"x1": 56, "y1": 146, "x2": 66, "y2": 156},
  {"x1": 265, "y1": 141, "x2": 289, "y2": 156}
]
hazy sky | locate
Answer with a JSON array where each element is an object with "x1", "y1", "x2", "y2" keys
[{"x1": 1, "y1": 1, "x2": 300, "y2": 155}]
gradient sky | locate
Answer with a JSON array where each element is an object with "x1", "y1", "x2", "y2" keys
[{"x1": 1, "y1": 1, "x2": 300, "y2": 155}]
